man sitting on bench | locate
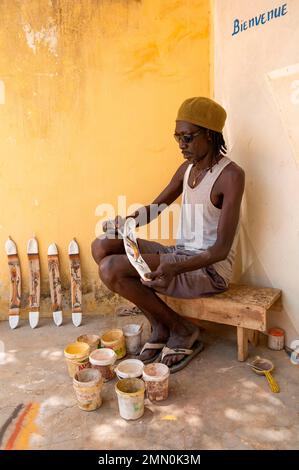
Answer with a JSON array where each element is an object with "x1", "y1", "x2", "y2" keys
[{"x1": 91, "y1": 97, "x2": 245, "y2": 373}]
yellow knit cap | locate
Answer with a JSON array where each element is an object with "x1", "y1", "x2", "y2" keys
[{"x1": 176, "y1": 97, "x2": 226, "y2": 133}]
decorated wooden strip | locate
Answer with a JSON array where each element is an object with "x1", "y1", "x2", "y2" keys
[
  {"x1": 47, "y1": 243, "x2": 63, "y2": 326},
  {"x1": 68, "y1": 239, "x2": 82, "y2": 327},
  {"x1": 27, "y1": 237, "x2": 40, "y2": 329},
  {"x1": 5, "y1": 237, "x2": 21, "y2": 329}
]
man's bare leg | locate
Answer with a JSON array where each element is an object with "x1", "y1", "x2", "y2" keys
[
  {"x1": 94, "y1": 249, "x2": 199, "y2": 367},
  {"x1": 91, "y1": 235, "x2": 125, "y2": 259},
  {"x1": 92, "y1": 236, "x2": 169, "y2": 361}
]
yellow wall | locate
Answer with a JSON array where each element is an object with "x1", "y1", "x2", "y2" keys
[{"x1": 0, "y1": 0, "x2": 211, "y2": 317}]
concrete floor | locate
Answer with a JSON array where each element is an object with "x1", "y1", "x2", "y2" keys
[{"x1": 0, "y1": 312, "x2": 298, "y2": 450}]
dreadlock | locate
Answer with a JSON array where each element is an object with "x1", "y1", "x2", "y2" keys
[
  {"x1": 210, "y1": 130, "x2": 227, "y2": 156},
  {"x1": 193, "y1": 125, "x2": 227, "y2": 171},
  {"x1": 207, "y1": 130, "x2": 227, "y2": 170}
]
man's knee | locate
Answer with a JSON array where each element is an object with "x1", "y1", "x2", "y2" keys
[
  {"x1": 98, "y1": 255, "x2": 119, "y2": 287},
  {"x1": 91, "y1": 236, "x2": 124, "y2": 265},
  {"x1": 91, "y1": 237, "x2": 109, "y2": 264}
]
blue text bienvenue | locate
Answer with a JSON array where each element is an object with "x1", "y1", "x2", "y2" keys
[{"x1": 232, "y1": 3, "x2": 288, "y2": 36}]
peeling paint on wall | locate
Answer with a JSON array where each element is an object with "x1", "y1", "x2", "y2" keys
[{"x1": 22, "y1": 19, "x2": 58, "y2": 56}]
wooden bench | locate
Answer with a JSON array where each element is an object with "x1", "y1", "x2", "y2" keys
[{"x1": 158, "y1": 284, "x2": 281, "y2": 361}]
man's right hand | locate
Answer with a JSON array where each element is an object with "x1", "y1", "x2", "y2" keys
[{"x1": 102, "y1": 215, "x2": 126, "y2": 235}]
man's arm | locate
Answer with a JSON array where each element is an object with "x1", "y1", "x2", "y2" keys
[
  {"x1": 128, "y1": 161, "x2": 189, "y2": 227},
  {"x1": 174, "y1": 164, "x2": 245, "y2": 275}
]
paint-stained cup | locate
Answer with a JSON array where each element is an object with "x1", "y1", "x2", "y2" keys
[
  {"x1": 143, "y1": 363, "x2": 170, "y2": 402},
  {"x1": 73, "y1": 368, "x2": 103, "y2": 411},
  {"x1": 115, "y1": 378, "x2": 145, "y2": 420},
  {"x1": 101, "y1": 329, "x2": 126, "y2": 359},
  {"x1": 267, "y1": 328, "x2": 284, "y2": 351},
  {"x1": 77, "y1": 334, "x2": 100, "y2": 353},
  {"x1": 122, "y1": 324, "x2": 142, "y2": 354},
  {"x1": 89, "y1": 348, "x2": 117, "y2": 382},
  {"x1": 64, "y1": 342, "x2": 90, "y2": 378},
  {"x1": 115, "y1": 359, "x2": 144, "y2": 380}
]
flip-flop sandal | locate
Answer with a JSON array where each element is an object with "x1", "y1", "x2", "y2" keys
[
  {"x1": 115, "y1": 304, "x2": 143, "y2": 316},
  {"x1": 138, "y1": 342, "x2": 166, "y2": 364},
  {"x1": 160, "y1": 340, "x2": 204, "y2": 374}
]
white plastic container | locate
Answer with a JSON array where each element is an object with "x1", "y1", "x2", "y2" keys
[
  {"x1": 122, "y1": 324, "x2": 142, "y2": 354},
  {"x1": 89, "y1": 348, "x2": 117, "y2": 382},
  {"x1": 115, "y1": 359, "x2": 144, "y2": 380},
  {"x1": 143, "y1": 363, "x2": 170, "y2": 401},
  {"x1": 115, "y1": 378, "x2": 145, "y2": 420}
]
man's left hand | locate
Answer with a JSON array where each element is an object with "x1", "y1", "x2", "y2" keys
[{"x1": 141, "y1": 262, "x2": 178, "y2": 289}]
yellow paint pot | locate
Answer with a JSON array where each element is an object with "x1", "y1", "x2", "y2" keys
[
  {"x1": 76, "y1": 334, "x2": 100, "y2": 353},
  {"x1": 115, "y1": 378, "x2": 145, "y2": 420},
  {"x1": 64, "y1": 342, "x2": 90, "y2": 378},
  {"x1": 101, "y1": 329, "x2": 126, "y2": 359},
  {"x1": 73, "y1": 368, "x2": 103, "y2": 411}
]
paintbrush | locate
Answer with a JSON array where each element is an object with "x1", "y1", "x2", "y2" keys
[
  {"x1": 247, "y1": 361, "x2": 280, "y2": 393},
  {"x1": 246, "y1": 362, "x2": 270, "y2": 371}
]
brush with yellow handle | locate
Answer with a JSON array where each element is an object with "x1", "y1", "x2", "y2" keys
[{"x1": 247, "y1": 356, "x2": 280, "y2": 393}]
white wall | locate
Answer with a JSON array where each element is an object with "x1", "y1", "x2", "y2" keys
[{"x1": 214, "y1": 0, "x2": 299, "y2": 345}]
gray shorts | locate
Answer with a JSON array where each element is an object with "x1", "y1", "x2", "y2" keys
[{"x1": 137, "y1": 239, "x2": 228, "y2": 299}]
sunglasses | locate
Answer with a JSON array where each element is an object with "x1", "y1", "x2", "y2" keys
[{"x1": 174, "y1": 129, "x2": 203, "y2": 144}]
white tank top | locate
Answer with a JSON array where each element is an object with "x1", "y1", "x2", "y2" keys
[{"x1": 176, "y1": 156, "x2": 240, "y2": 285}]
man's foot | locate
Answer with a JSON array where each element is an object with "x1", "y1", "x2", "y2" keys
[
  {"x1": 139, "y1": 324, "x2": 169, "y2": 363},
  {"x1": 161, "y1": 324, "x2": 200, "y2": 368}
]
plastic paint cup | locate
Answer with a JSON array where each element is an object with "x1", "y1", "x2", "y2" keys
[
  {"x1": 77, "y1": 334, "x2": 100, "y2": 353},
  {"x1": 115, "y1": 378, "x2": 145, "y2": 420},
  {"x1": 143, "y1": 363, "x2": 170, "y2": 402},
  {"x1": 115, "y1": 359, "x2": 144, "y2": 380},
  {"x1": 73, "y1": 368, "x2": 103, "y2": 411},
  {"x1": 89, "y1": 348, "x2": 117, "y2": 382},
  {"x1": 64, "y1": 342, "x2": 90, "y2": 378},
  {"x1": 122, "y1": 324, "x2": 142, "y2": 354},
  {"x1": 101, "y1": 329, "x2": 126, "y2": 359},
  {"x1": 267, "y1": 328, "x2": 285, "y2": 350}
]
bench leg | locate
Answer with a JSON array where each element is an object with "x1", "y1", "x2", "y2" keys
[
  {"x1": 248, "y1": 330, "x2": 259, "y2": 346},
  {"x1": 237, "y1": 327, "x2": 249, "y2": 361}
]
